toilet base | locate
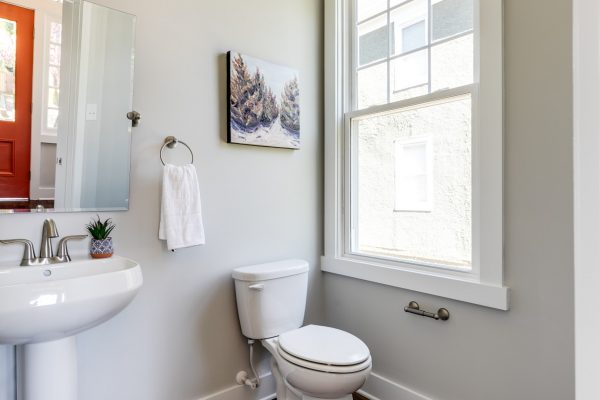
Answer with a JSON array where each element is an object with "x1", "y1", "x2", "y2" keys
[{"x1": 269, "y1": 353, "x2": 353, "y2": 400}]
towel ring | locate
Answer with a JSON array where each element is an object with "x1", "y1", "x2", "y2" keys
[{"x1": 160, "y1": 136, "x2": 194, "y2": 166}]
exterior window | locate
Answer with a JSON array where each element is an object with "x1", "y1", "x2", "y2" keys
[
  {"x1": 0, "y1": 17, "x2": 16, "y2": 122},
  {"x1": 432, "y1": 0, "x2": 473, "y2": 41},
  {"x1": 359, "y1": 25, "x2": 390, "y2": 65},
  {"x1": 402, "y1": 20, "x2": 425, "y2": 52},
  {"x1": 324, "y1": 0, "x2": 506, "y2": 309},
  {"x1": 394, "y1": 137, "x2": 433, "y2": 212},
  {"x1": 45, "y1": 20, "x2": 61, "y2": 132}
]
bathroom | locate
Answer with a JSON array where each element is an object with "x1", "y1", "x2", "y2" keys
[{"x1": 0, "y1": 0, "x2": 596, "y2": 399}]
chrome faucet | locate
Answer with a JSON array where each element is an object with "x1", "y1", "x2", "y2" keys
[
  {"x1": 39, "y1": 218, "x2": 59, "y2": 261},
  {"x1": 0, "y1": 219, "x2": 87, "y2": 266}
]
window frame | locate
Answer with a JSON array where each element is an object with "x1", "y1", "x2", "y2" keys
[{"x1": 323, "y1": 0, "x2": 508, "y2": 310}]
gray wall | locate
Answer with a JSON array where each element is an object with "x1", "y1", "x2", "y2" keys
[
  {"x1": 322, "y1": 0, "x2": 575, "y2": 399},
  {"x1": 0, "y1": 0, "x2": 323, "y2": 399}
]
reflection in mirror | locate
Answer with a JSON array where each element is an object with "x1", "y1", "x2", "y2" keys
[{"x1": 0, "y1": 0, "x2": 135, "y2": 213}]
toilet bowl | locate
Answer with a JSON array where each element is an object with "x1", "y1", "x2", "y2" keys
[
  {"x1": 232, "y1": 260, "x2": 372, "y2": 400},
  {"x1": 262, "y1": 325, "x2": 371, "y2": 400}
]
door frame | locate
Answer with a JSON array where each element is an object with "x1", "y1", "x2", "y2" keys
[
  {"x1": 574, "y1": 0, "x2": 600, "y2": 398},
  {"x1": 4, "y1": 0, "x2": 62, "y2": 201},
  {"x1": 0, "y1": 0, "x2": 34, "y2": 200}
]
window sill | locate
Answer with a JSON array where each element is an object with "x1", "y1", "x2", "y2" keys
[{"x1": 321, "y1": 256, "x2": 509, "y2": 310}]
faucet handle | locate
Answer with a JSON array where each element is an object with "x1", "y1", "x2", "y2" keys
[
  {"x1": 56, "y1": 235, "x2": 88, "y2": 262},
  {"x1": 0, "y1": 239, "x2": 37, "y2": 266}
]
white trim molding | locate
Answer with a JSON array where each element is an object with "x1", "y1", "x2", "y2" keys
[
  {"x1": 196, "y1": 372, "x2": 275, "y2": 400},
  {"x1": 321, "y1": 256, "x2": 508, "y2": 310},
  {"x1": 573, "y1": 0, "x2": 600, "y2": 398},
  {"x1": 359, "y1": 372, "x2": 433, "y2": 400},
  {"x1": 323, "y1": 0, "x2": 508, "y2": 310}
]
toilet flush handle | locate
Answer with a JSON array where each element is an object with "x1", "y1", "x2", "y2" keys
[{"x1": 248, "y1": 283, "x2": 265, "y2": 291}]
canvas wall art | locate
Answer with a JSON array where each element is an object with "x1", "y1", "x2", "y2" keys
[{"x1": 227, "y1": 51, "x2": 300, "y2": 149}]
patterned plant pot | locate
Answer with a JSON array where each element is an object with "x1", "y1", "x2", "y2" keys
[{"x1": 90, "y1": 237, "x2": 113, "y2": 259}]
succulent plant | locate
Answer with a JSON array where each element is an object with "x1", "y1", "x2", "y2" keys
[{"x1": 85, "y1": 215, "x2": 116, "y2": 240}]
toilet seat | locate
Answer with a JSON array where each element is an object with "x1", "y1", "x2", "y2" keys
[
  {"x1": 277, "y1": 325, "x2": 371, "y2": 374},
  {"x1": 278, "y1": 346, "x2": 372, "y2": 374}
]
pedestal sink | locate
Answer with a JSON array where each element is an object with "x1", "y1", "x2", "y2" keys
[{"x1": 0, "y1": 255, "x2": 143, "y2": 400}]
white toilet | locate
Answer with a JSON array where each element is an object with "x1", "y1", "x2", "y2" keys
[{"x1": 232, "y1": 259, "x2": 372, "y2": 400}]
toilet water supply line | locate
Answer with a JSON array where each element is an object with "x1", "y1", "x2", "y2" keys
[{"x1": 236, "y1": 339, "x2": 260, "y2": 389}]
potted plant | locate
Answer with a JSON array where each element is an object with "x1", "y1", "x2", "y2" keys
[{"x1": 85, "y1": 215, "x2": 116, "y2": 259}]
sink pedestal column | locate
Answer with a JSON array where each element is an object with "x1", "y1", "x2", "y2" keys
[{"x1": 18, "y1": 336, "x2": 77, "y2": 400}]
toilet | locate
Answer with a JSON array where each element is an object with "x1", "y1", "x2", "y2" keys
[{"x1": 232, "y1": 259, "x2": 372, "y2": 400}]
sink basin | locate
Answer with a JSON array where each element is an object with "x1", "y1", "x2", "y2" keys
[
  {"x1": 0, "y1": 255, "x2": 142, "y2": 345},
  {"x1": 0, "y1": 255, "x2": 142, "y2": 400}
]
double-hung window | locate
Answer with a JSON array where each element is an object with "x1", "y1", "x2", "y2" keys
[{"x1": 323, "y1": 0, "x2": 507, "y2": 309}]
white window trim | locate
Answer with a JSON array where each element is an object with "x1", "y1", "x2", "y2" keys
[{"x1": 323, "y1": 0, "x2": 508, "y2": 310}]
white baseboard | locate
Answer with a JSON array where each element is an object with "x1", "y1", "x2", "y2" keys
[
  {"x1": 196, "y1": 372, "x2": 276, "y2": 400},
  {"x1": 195, "y1": 370, "x2": 430, "y2": 400},
  {"x1": 358, "y1": 372, "x2": 433, "y2": 400}
]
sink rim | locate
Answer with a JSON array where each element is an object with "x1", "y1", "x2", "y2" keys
[
  {"x1": 0, "y1": 255, "x2": 143, "y2": 345},
  {"x1": 0, "y1": 255, "x2": 140, "y2": 287}
]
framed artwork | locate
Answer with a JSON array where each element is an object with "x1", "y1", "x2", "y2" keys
[{"x1": 227, "y1": 51, "x2": 300, "y2": 149}]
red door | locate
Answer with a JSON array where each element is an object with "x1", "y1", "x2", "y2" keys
[{"x1": 0, "y1": 2, "x2": 33, "y2": 199}]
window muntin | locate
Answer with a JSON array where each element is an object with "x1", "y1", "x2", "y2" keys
[{"x1": 355, "y1": 0, "x2": 474, "y2": 110}]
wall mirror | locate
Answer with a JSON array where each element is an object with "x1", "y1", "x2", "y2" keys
[{"x1": 0, "y1": 0, "x2": 136, "y2": 213}]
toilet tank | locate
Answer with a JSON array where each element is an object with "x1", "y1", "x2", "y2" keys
[{"x1": 232, "y1": 259, "x2": 309, "y2": 339}]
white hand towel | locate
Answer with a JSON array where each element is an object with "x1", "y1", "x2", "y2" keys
[{"x1": 159, "y1": 164, "x2": 205, "y2": 250}]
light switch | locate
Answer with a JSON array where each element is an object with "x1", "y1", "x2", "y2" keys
[{"x1": 86, "y1": 104, "x2": 98, "y2": 120}]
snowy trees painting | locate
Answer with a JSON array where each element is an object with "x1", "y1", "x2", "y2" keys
[
  {"x1": 227, "y1": 51, "x2": 300, "y2": 149},
  {"x1": 280, "y1": 77, "x2": 300, "y2": 135}
]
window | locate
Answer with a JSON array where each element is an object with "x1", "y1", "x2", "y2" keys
[
  {"x1": 0, "y1": 17, "x2": 16, "y2": 122},
  {"x1": 45, "y1": 19, "x2": 62, "y2": 132},
  {"x1": 394, "y1": 136, "x2": 432, "y2": 213},
  {"x1": 324, "y1": 0, "x2": 507, "y2": 309},
  {"x1": 402, "y1": 21, "x2": 426, "y2": 53}
]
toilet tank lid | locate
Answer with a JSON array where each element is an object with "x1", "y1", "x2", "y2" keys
[{"x1": 232, "y1": 259, "x2": 309, "y2": 281}]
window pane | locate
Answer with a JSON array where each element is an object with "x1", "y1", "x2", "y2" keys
[
  {"x1": 390, "y1": 49, "x2": 428, "y2": 101},
  {"x1": 48, "y1": 65, "x2": 60, "y2": 88},
  {"x1": 358, "y1": 15, "x2": 388, "y2": 66},
  {"x1": 395, "y1": 140, "x2": 431, "y2": 210},
  {"x1": 47, "y1": 108, "x2": 59, "y2": 130},
  {"x1": 0, "y1": 17, "x2": 16, "y2": 122},
  {"x1": 432, "y1": 0, "x2": 473, "y2": 42},
  {"x1": 49, "y1": 43, "x2": 61, "y2": 66},
  {"x1": 356, "y1": 0, "x2": 387, "y2": 22},
  {"x1": 431, "y1": 33, "x2": 473, "y2": 91},
  {"x1": 352, "y1": 95, "x2": 472, "y2": 268},
  {"x1": 390, "y1": 0, "x2": 428, "y2": 56},
  {"x1": 48, "y1": 88, "x2": 60, "y2": 108},
  {"x1": 357, "y1": 62, "x2": 387, "y2": 109},
  {"x1": 402, "y1": 21, "x2": 426, "y2": 53},
  {"x1": 50, "y1": 21, "x2": 62, "y2": 44}
]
